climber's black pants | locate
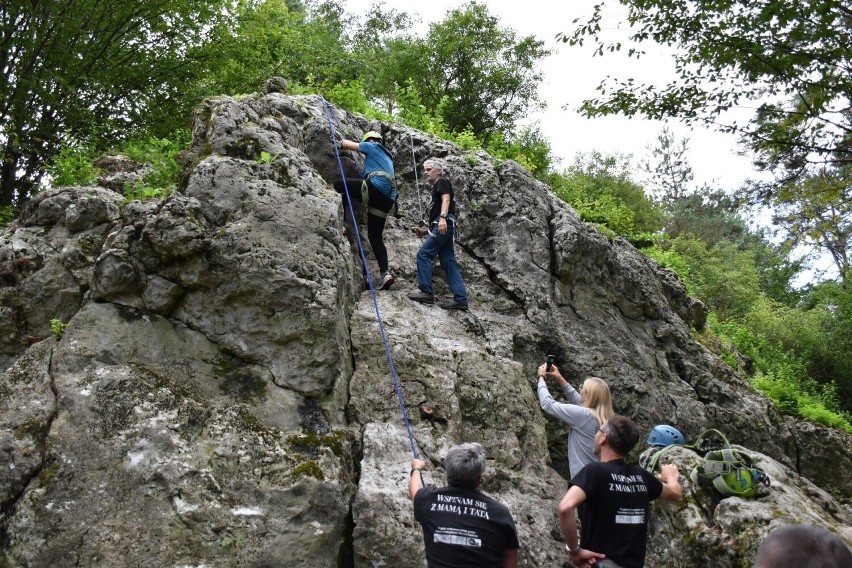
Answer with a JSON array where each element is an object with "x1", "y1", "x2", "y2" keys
[{"x1": 334, "y1": 178, "x2": 394, "y2": 275}]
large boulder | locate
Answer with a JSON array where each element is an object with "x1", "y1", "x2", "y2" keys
[{"x1": 0, "y1": 92, "x2": 849, "y2": 566}]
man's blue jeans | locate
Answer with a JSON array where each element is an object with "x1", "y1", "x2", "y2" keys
[{"x1": 416, "y1": 224, "x2": 467, "y2": 303}]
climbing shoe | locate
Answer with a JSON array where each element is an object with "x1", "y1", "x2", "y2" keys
[
  {"x1": 379, "y1": 273, "x2": 395, "y2": 290},
  {"x1": 407, "y1": 291, "x2": 435, "y2": 304},
  {"x1": 439, "y1": 300, "x2": 469, "y2": 311}
]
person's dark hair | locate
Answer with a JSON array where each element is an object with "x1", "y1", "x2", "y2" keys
[
  {"x1": 445, "y1": 442, "x2": 486, "y2": 489},
  {"x1": 604, "y1": 415, "x2": 641, "y2": 456},
  {"x1": 754, "y1": 524, "x2": 852, "y2": 568}
]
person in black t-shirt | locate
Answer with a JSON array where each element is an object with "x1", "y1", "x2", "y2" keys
[
  {"x1": 407, "y1": 158, "x2": 469, "y2": 311},
  {"x1": 409, "y1": 443, "x2": 519, "y2": 568},
  {"x1": 558, "y1": 415, "x2": 682, "y2": 568}
]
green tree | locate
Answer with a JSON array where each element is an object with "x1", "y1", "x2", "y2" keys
[
  {"x1": 665, "y1": 235, "x2": 762, "y2": 321},
  {"x1": 0, "y1": 0, "x2": 231, "y2": 205},
  {"x1": 489, "y1": 124, "x2": 559, "y2": 181},
  {"x1": 198, "y1": 0, "x2": 303, "y2": 96},
  {"x1": 199, "y1": 0, "x2": 358, "y2": 97},
  {"x1": 406, "y1": 1, "x2": 550, "y2": 143},
  {"x1": 563, "y1": 1, "x2": 852, "y2": 187},
  {"x1": 665, "y1": 188, "x2": 747, "y2": 246},
  {"x1": 800, "y1": 282, "x2": 852, "y2": 410},
  {"x1": 552, "y1": 151, "x2": 663, "y2": 238},
  {"x1": 657, "y1": 186, "x2": 802, "y2": 305},
  {"x1": 641, "y1": 126, "x2": 694, "y2": 203},
  {"x1": 349, "y1": 3, "x2": 418, "y2": 115},
  {"x1": 763, "y1": 166, "x2": 852, "y2": 285}
]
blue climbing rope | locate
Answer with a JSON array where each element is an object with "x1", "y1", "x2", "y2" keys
[{"x1": 320, "y1": 96, "x2": 419, "y2": 459}]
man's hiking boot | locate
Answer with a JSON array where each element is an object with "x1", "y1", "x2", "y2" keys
[
  {"x1": 379, "y1": 272, "x2": 395, "y2": 290},
  {"x1": 407, "y1": 290, "x2": 435, "y2": 304},
  {"x1": 440, "y1": 300, "x2": 469, "y2": 311}
]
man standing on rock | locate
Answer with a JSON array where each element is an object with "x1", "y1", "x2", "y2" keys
[
  {"x1": 408, "y1": 158, "x2": 469, "y2": 311},
  {"x1": 558, "y1": 415, "x2": 682, "y2": 568},
  {"x1": 409, "y1": 443, "x2": 519, "y2": 567}
]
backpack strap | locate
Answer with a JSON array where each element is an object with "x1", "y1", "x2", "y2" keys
[{"x1": 642, "y1": 444, "x2": 679, "y2": 472}]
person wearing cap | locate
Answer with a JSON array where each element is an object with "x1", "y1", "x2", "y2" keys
[
  {"x1": 335, "y1": 131, "x2": 398, "y2": 290},
  {"x1": 409, "y1": 442, "x2": 519, "y2": 567}
]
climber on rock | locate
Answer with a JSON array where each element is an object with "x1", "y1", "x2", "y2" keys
[
  {"x1": 334, "y1": 130, "x2": 398, "y2": 290},
  {"x1": 407, "y1": 158, "x2": 469, "y2": 311}
]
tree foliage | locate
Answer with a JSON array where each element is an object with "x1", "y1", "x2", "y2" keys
[
  {"x1": 563, "y1": 1, "x2": 852, "y2": 187},
  {"x1": 665, "y1": 188, "x2": 746, "y2": 246},
  {"x1": 0, "y1": 0, "x2": 232, "y2": 205},
  {"x1": 653, "y1": 234, "x2": 762, "y2": 320},
  {"x1": 397, "y1": 1, "x2": 550, "y2": 143},
  {"x1": 349, "y1": 4, "x2": 419, "y2": 115},
  {"x1": 762, "y1": 165, "x2": 852, "y2": 284},
  {"x1": 641, "y1": 126, "x2": 694, "y2": 202},
  {"x1": 489, "y1": 124, "x2": 559, "y2": 180},
  {"x1": 552, "y1": 151, "x2": 663, "y2": 238}
]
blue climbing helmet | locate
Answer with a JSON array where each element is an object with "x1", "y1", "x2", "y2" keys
[{"x1": 647, "y1": 424, "x2": 685, "y2": 447}]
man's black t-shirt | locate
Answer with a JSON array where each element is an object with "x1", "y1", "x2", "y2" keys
[
  {"x1": 572, "y1": 460, "x2": 664, "y2": 568},
  {"x1": 427, "y1": 177, "x2": 456, "y2": 223},
  {"x1": 413, "y1": 485, "x2": 519, "y2": 568}
]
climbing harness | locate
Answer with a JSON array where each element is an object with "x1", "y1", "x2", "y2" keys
[
  {"x1": 686, "y1": 430, "x2": 770, "y2": 498},
  {"x1": 320, "y1": 95, "x2": 419, "y2": 460},
  {"x1": 691, "y1": 446, "x2": 770, "y2": 498},
  {"x1": 363, "y1": 171, "x2": 396, "y2": 219},
  {"x1": 642, "y1": 428, "x2": 770, "y2": 499},
  {"x1": 409, "y1": 132, "x2": 426, "y2": 226}
]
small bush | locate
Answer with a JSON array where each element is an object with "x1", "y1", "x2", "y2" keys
[
  {"x1": 712, "y1": 315, "x2": 852, "y2": 433},
  {"x1": 50, "y1": 318, "x2": 67, "y2": 340},
  {"x1": 119, "y1": 130, "x2": 190, "y2": 202},
  {"x1": 0, "y1": 205, "x2": 17, "y2": 228},
  {"x1": 326, "y1": 80, "x2": 371, "y2": 116},
  {"x1": 46, "y1": 144, "x2": 100, "y2": 187}
]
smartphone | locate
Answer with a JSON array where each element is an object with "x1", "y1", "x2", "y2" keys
[{"x1": 546, "y1": 354, "x2": 555, "y2": 372}]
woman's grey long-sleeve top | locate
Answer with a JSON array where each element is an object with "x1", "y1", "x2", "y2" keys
[{"x1": 536, "y1": 381, "x2": 599, "y2": 480}]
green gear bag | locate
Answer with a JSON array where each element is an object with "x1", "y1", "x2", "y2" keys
[
  {"x1": 689, "y1": 447, "x2": 770, "y2": 498},
  {"x1": 642, "y1": 428, "x2": 771, "y2": 499}
]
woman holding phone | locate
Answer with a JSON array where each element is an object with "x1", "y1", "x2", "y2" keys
[{"x1": 535, "y1": 360, "x2": 614, "y2": 479}]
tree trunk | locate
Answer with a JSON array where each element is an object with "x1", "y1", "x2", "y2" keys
[{"x1": 1, "y1": 141, "x2": 20, "y2": 206}]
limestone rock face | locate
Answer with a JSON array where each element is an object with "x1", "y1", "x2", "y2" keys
[
  {"x1": 640, "y1": 445, "x2": 852, "y2": 567},
  {"x1": 0, "y1": 92, "x2": 849, "y2": 567}
]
